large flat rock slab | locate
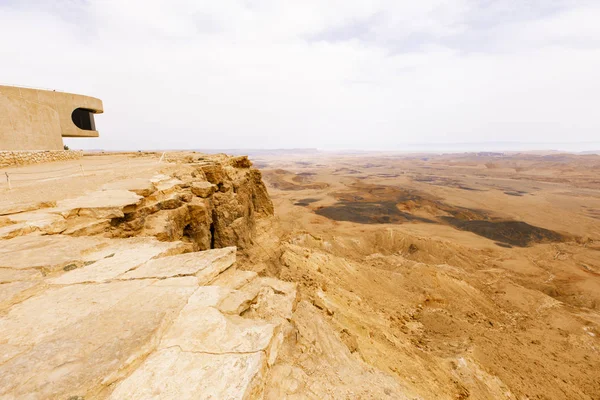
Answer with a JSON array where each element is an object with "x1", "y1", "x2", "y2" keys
[
  {"x1": 211, "y1": 268, "x2": 258, "y2": 290},
  {"x1": 54, "y1": 189, "x2": 142, "y2": 218},
  {"x1": 102, "y1": 177, "x2": 156, "y2": 197},
  {"x1": 0, "y1": 235, "x2": 186, "y2": 276},
  {"x1": 48, "y1": 239, "x2": 188, "y2": 284},
  {"x1": 108, "y1": 347, "x2": 267, "y2": 400},
  {"x1": 151, "y1": 174, "x2": 184, "y2": 193},
  {"x1": 0, "y1": 201, "x2": 56, "y2": 216},
  {"x1": 0, "y1": 212, "x2": 67, "y2": 239},
  {"x1": 160, "y1": 290, "x2": 278, "y2": 355},
  {"x1": 0, "y1": 235, "x2": 106, "y2": 271},
  {"x1": 117, "y1": 246, "x2": 236, "y2": 283},
  {"x1": 0, "y1": 279, "x2": 198, "y2": 400}
]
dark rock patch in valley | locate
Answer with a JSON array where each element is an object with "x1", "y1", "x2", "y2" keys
[
  {"x1": 315, "y1": 202, "x2": 435, "y2": 224},
  {"x1": 504, "y1": 191, "x2": 527, "y2": 197},
  {"x1": 441, "y1": 218, "x2": 567, "y2": 247},
  {"x1": 307, "y1": 182, "x2": 567, "y2": 246},
  {"x1": 294, "y1": 198, "x2": 320, "y2": 206}
]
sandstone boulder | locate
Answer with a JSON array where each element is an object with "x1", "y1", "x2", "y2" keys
[
  {"x1": 190, "y1": 181, "x2": 217, "y2": 198},
  {"x1": 200, "y1": 163, "x2": 226, "y2": 185}
]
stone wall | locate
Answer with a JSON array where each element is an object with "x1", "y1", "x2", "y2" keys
[{"x1": 0, "y1": 150, "x2": 83, "y2": 167}]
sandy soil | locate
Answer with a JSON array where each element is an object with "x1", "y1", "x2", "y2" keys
[{"x1": 242, "y1": 151, "x2": 600, "y2": 399}]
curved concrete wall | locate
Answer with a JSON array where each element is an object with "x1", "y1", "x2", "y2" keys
[{"x1": 0, "y1": 85, "x2": 103, "y2": 151}]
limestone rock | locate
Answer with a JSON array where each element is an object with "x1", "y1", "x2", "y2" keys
[
  {"x1": 118, "y1": 246, "x2": 235, "y2": 283},
  {"x1": 191, "y1": 181, "x2": 217, "y2": 198},
  {"x1": 55, "y1": 189, "x2": 142, "y2": 219},
  {"x1": 48, "y1": 155, "x2": 275, "y2": 252},
  {"x1": 6, "y1": 211, "x2": 67, "y2": 234},
  {"x1": 0, "y1": 201, "x2": 56, "y2": 216},
  {"x1": 229, "y1": 155, "x2": 253, "y2": 168},
  {"x1": 200, "y1": 163, "x2": 226, "y2": 185},
  {"x1": 153, "y1": 176, "x2": 184, "y2": 193},
  {"x1": 212, "y1": 189, "x2": 254, "y2": 249},
  {"x1": 141, "y1": 206, "x2": 190, "y2": 242},
  {"x1": 264, "y1": 301, "x2": 412, "y2": 400},
  {"x1": 108, "y1": 348, "x2": 267, "y2": 400},
  {"x1": 102, "y1": 178, "x2": 156, "y2": 197},
  {"x1": 212, "y1": 268, "x2": 259, "y2": 290},
  {"x1": 0, "y1": 281, "x2": 39, "y2": 310},
  {"x1": 217, "y1": 288, "x2": 259, "y2": 315},
  {"x1": 160, "y1": 299, "x2": 279, "y2": 354},
  {"x1": 0, "y1": 235, "x2": 106, "y2": 271},
  {"x1": 48, "y1": 239, "x2": 187, "y2": 284},
  {"x1": 186, "y1": 198, "x2": 213, "y2": 250},
  {"x1": 0, "y1": 222, "x2": 34, "y2": 239},
  {"x1": 244, "y1": 277, "x2": 298, "y2": 322},
  {"x1": 0, "y1": 279, "x2": 197, "y2": 399},
  {"x1": 62, "y1": 217, "x2": 110, "y2": 236},
  {"x1": 250, "y1": 169, "x2": 274, "y2": 217},
  {"x1": 0, "y1": 268, "x2": 41, "y2": 284},
  {"x1": 0, "y1": 154, "x2": 293, "y2": 400}
]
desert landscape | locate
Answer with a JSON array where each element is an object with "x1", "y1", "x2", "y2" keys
[
  {"x1": 0, "y1": 150, "x2": 599, "y2": 399},
  {"x1": 252, "y1": 150, "x2": 600, "y2": 399}
]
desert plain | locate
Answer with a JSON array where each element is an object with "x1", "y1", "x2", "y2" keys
[{"x1": 0, "y1": 150, "x2": 599, "y2": 399}]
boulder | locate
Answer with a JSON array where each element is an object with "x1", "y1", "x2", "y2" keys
[
  {"x1": 229, "y1": 155, "x2": 253, "y2": 168},
  {"x1": 190, "y1": 181, "x2": 217, "y2": 198},
  {"x1": 141, "y1": 206, "x2": 190, "y2": 242},
  {"x1": 200, "y1": 163, "x2": 226, "y2": 185}
]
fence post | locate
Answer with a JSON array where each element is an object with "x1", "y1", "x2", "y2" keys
[
  {"x1": 79, "y1": 164, "x2": 85, "y2": 177},
  {"x1": 5, "y1": 172, "x2": 11, "y2": 190}
]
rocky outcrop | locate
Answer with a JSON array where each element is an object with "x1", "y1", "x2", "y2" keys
[
  {"x1": 0, "y1": 154, "x2": 296, "y2": 399},
  {"x1": 106, "y1": 155, "x2": 274, "y2": 250},
  {"x1": 0, "y1": 235, "x2": 297, "y2": 399},
  {"x1": 0, "y1": 154, "x2": 274, "y2": 251}
]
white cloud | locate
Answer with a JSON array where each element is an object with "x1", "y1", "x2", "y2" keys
[{"x1": 1, "y1": 0, "x2": 599, "y2": 150}]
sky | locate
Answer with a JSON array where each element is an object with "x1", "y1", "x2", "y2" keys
[{"x1": 1, "y1": 0, "x2": 599, "y2": 151}]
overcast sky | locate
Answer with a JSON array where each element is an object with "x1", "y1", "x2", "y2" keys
[{"x1": 1, "y1": 0, "x2": 599, "y2": 150}]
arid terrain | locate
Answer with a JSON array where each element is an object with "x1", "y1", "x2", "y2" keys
[
  {"x1": 247, "y1": 150, "x2": 600, "y2": 399},
  {"x1": 1, "y1": 150, "x2": 599, "y2": 399}
]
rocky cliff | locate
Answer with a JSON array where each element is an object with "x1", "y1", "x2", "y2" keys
[
  {"x1": 0, "y1": 153, "x2": 292, "y2": 399},
  {"x1": 107, "y1": 154, "x2": 273, "y2": 251},
  {"x1": 1, "y1": 153, "x2": 273, "y2": 249}
]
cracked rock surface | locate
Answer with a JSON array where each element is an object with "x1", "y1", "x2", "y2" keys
[{"x1": 0, "y1": 154, "x2": 294, "y2": 399}]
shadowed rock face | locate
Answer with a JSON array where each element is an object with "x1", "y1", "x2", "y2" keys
[{"x1": 103, "y1": 155, "x2": 274, "y2": 251}]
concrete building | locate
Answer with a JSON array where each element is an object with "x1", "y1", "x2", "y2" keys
[{"x1": 0, "y1": 85, "x2": 103, "y2": 151}]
